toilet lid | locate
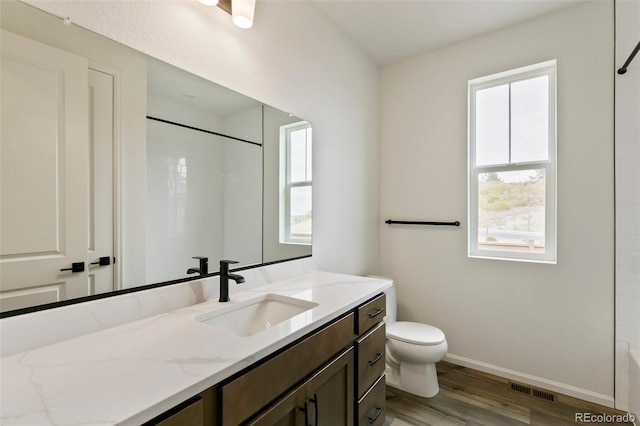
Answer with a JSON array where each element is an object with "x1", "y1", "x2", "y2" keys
[{"x1": 387, "y1": 321, "x2": 445, "y2": 346}]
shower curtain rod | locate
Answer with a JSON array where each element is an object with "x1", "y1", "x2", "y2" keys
[
  {"x1": 618, "y1": 40, "x2": 640, "y2": 75},
  {"x1": 146, "y1": 116, "x2": 262, "y2": 146}
]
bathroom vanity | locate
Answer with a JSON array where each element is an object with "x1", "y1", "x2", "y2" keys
[{"x1": 0, "y1": 271, "x2": 390, "y2": 425}]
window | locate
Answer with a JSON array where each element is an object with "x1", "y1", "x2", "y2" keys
[
  {"x1": 468, "y1": 60, "x2": 556, "y2": 263},
  {"x1": 280, "y1": 121, "x2": 312, "y2": 244}
]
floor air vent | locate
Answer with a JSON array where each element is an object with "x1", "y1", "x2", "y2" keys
[
  {"x1": 510, "y1": 382, "x2": 531, "y2": 395},
  {"x1": 532, "y1": 388, "x2": 556, "y2": 402},
  {"x1": 509, "y1": 382, "x2": 557, "y2": 403}
]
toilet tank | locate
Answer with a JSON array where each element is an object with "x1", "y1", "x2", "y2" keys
[{"x1": 384, "y1": 284, "x2": 397, "y2": 324}]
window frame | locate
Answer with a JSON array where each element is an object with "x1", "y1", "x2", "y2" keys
[
  {"x1": 280, "y1": 121, "x2": 312, "y2": 245},
  {"x1": 468, "y1": 60, "x2": 557, "y2": 263}
]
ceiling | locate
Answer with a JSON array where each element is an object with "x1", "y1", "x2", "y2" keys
[
  {"x1": 312, "y1": 0, "x2": 585, "y2": 65},
  {"x1": 147, "y1": 57, "x2": 261, "y2": 117}
]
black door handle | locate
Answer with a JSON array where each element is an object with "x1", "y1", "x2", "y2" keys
[
  {"x1": 90, "y1": 256, "x2": 111, "y2": 266},
  {"x1": 60, "y1": 262, "x2": 85, "y2": 273}
]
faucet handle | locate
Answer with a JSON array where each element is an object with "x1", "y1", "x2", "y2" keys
[
  {"x1": 189, "y1": 256, "x2": 208, "y2": 275},
  {"x1": 220, "y1": 259, "x2": 239, "y2": 265}
]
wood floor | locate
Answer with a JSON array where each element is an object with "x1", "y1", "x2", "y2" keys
[{"x1": 383, "y1": 362, "x2": 634, "y2": 426}]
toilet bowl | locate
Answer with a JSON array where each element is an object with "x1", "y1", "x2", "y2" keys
[{"x1": 383, "y1": 283, "x2": 447, "y2": 398}]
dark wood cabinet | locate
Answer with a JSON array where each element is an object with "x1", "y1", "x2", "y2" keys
[
  {"x1": 221, "y1": 313, "x2": 355, "y2": 425},
  {"x1": 155, "y1": 398, "x2": 204, "y2": 426},
  {"x1": 249, "y1": 348, "x2": 354, "y2": 426},
  {"x1": 357, "y1": 375, "x2": 385, "y2": 426},
  {"x1": 144, "y1": 387, "x2": 216, "y2": 426},
  {"x1": 305, "y1": 347, "x2": 354, "y2": 426},
  {"x1": 356, "y1": 322, "x2": 386, "y2": 399},
  {"x1": 356, "y1": 293, "x2": 386, "y2": 336},
  {"x1": 354, "y1": 294, "x2": 386, "y2": 426},
  {"x1": 246, "y1": 384, "x2": 305, "y2": 426},
  {"x1": 145, "y1": 293, "x2": 386, "y2": 426}
]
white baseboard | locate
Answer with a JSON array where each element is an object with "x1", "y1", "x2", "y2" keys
[{"x1": 444, "y1": 353, "x2": 615, "y2": 408}]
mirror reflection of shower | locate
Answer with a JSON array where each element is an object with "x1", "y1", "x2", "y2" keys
[
  {"x1": 146, "y1": 57, "x2": 264, "y2": 283},
  {"x1": 146, "y1": 118, "x2": 262, "y2": 283},
  {"x1": 167, "y1": 157, "x2": 187, "y2": 240}
]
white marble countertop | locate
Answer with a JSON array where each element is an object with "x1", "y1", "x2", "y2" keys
[{"x1": 0, "y1": 272, "x2": 391, "y2": 425}]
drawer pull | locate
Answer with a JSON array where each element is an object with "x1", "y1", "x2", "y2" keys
[
  {"x1": 368, "y1": 308, "x2": 384, "y2": 319},
  {"x1": 368, "y1": 352, "x2": 383, "y2": 366},
  {"x1": 367, "y1": 406, "x2": 384, "y2": 424}
]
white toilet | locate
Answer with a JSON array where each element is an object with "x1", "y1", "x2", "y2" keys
[{"x1": 384, "y1": 283, "x2": 448, "y2": 398}]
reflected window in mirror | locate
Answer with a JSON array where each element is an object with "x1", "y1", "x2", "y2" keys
[{"x1": 280, "y1": 122, "x2": 312, "y2": 245}]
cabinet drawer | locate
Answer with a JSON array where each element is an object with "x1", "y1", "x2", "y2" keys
[
  {"x1": 356, "y1": 294, "x2": 385, "y2": 336},
  {"x1": 356, "y1": 322, "x2": 386, "y2": 399},
  {"x1": 357, "y1": 375, "x2": 385, "y2": 426},
  {"x1": 222, "y1": 313, "x2": 355, "y2": 425}
]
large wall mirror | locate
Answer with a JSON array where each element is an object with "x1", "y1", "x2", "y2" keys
[{"x1": 0, "y1": 0, "x2": 312, "y2": 315}]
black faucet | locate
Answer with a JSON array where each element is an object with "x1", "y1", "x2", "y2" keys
[
  {"x1": 219, "y1": 260, "x2": 245, "y2": 302},
  {"x1": 187, "y1": 256, "x2": 208, "y2": 276}
]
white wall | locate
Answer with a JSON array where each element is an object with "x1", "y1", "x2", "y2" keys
[
  {"x1": 380, "y1": 1, "x2": 615, "y2": 405},
  {"x1": 27, "y1": 0, "x2": 381, "y2": 277},
  {"x1": 615, "y1": 0, "x2": 640, "y2": 414}
]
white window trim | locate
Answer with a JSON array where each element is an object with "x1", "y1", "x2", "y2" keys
[
  {"x1": 279, "y1": 121, "x2": 312, "y2": 245},
  {"x1": 468, "y1": 60, "x2": 557, "y2": 263}
]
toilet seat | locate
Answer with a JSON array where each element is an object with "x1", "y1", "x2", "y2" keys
[{"x1": 387, "y1": 321, "x2": 445, "y2": 346}]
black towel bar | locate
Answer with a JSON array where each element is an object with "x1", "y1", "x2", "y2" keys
[
  {"x1": 618, "y1": 40, "x2": 640, "y2": 75},
  {"x1": 385, "y1": 220, "x2": 460, "y2": 227}
]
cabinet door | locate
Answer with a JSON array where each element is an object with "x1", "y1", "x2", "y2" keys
[
  {"x1": 305, "y1": 347, "x2": 354, "y2": 426},
  {"x1": 247, "y1": 385, "x2": 306, "y2": 426},
  {"x1": 222, "y1": 313, "x2": 355, "y2": 425},
  {"x1": 249, "y1": 348, "x2": 355, "y2": 426}
]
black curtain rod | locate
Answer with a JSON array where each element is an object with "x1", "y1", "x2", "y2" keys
[
  {"x1": 146, "y1": 116, "x2": 262, "y2": 146},
  {"x1": 385, "y1": 219, "x2": 461, "y2": 227},
  {"x1": 618, "y1": 40, "x2": 640, "y2": 75}
]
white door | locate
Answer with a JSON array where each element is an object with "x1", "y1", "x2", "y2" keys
[
  {"x1": 0, "y1": 30, "x2": 90, "y2": 311},
  {"x1": 88, "y1": 68, "x2": 115, "y2": 295}
]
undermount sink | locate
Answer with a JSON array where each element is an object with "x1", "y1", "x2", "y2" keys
[{"x1": 196, "y1": 294, "x2": 318, "y2": 337}]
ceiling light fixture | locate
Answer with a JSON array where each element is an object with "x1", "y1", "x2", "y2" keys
[
  {"x1": 231, "y1": 0, "x2": 256, "y2": 29},
  {"x1": 199, "y1": 0, "x2": 256, "y2": 30}
]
